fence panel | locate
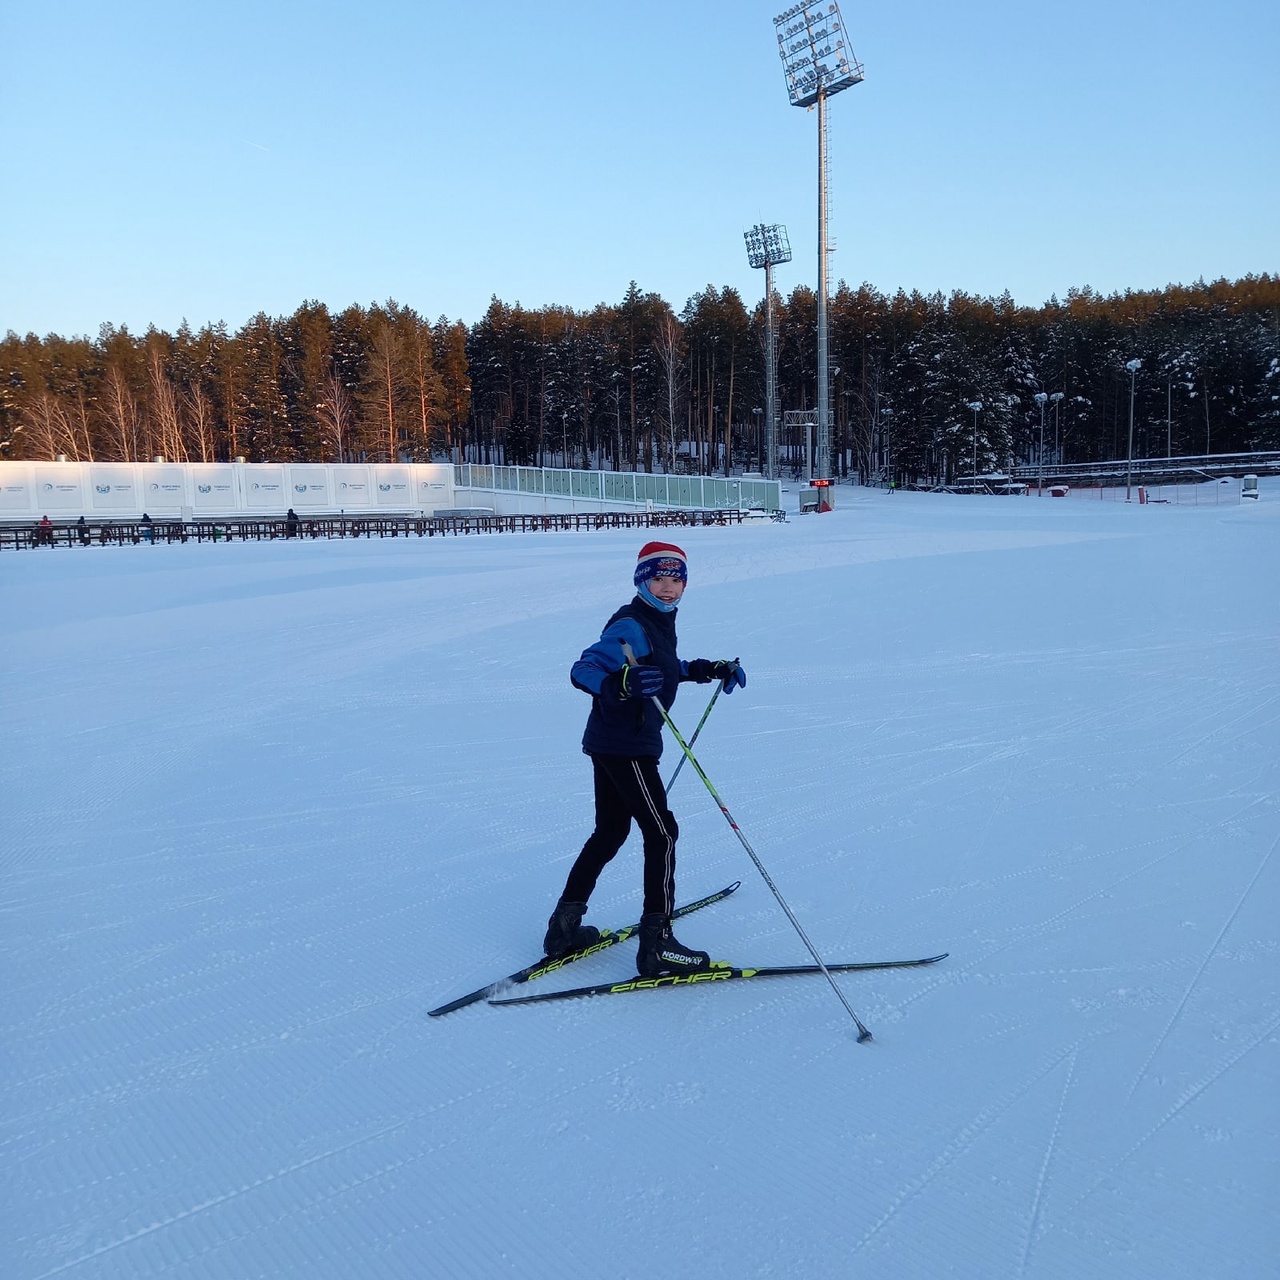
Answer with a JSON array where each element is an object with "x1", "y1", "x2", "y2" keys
[{"x1": 453, "y1": 465, "x2": 780, "y2": 513}]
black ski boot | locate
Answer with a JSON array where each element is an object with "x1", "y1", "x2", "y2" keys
[
  {"x1": 542, "y1": 900, "x2": 600, "y2": 959},
  {"x1": 636, "y1": 913, "x2": 712, "y2": 978}
]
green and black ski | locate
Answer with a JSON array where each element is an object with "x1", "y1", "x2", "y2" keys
[
  {"x1": 488, "y1": 953, "x2": 949, "y2": 1007},
  {"x1": 427, "y1": 881, "x2": 742, "y2": 1016}
]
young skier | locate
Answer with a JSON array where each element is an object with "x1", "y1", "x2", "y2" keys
[{"x1": 543, "y1": 540, "x2": 746, "y2": 977}]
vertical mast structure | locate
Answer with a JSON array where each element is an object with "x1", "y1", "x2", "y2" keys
[
  {"x1": 774, "y1": 2, "x2": 863, "y2": 481},
  {"x1": 766, "y1": 257, "x2": 776, "y2": 479},
  {"x1": 816, "y1": 87, "x2": 829, "y2": 480},
  {"x1": 744, "y1": 223, "x2": 792, "y2": 481}
]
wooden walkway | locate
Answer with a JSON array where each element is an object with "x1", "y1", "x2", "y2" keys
[{"x1": 2, "y1": 507, "x2": 760, "y2": 552}]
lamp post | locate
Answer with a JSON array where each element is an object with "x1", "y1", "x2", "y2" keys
[
  {"x1": 966, "y1": 401, "x2": 982, "y2": 487},
  {"x1": 774, "y1": 1, "x2": 863, "y2": 483},
  {"x1": 1033, "y1": 392, "x2": 1048, "y2": 495},
  {"x1": 1125, "y1": 359, "x2": 1141, "y2": 500},
  {"x1": 562, "y1": 411, "x2": 568, "y2": 469},
  {"x1": 1050, "y1": 391, "x2": 1064, "y2": 464}
]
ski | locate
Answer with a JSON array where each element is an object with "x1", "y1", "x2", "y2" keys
[
  {"x1": 488, "y1": 953, "x2": 949, "y2": 1007},
  {"x1": 426, "y1": 880, "x2": 742, "y2": 1016}
]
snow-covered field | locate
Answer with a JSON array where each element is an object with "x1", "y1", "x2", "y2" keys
[{"x1": 3, "y1": 485, "x2": 1278, "y2": 1280}]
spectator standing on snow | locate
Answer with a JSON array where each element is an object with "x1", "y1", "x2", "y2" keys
[
  {"x1": 286, "y1": 508, "x2": 299, "y2": 537},
  {"x1": 76, "y1": 515, "x2": 90, "y2": 545},
  {"x1": 543, "y1": 541, "x2": 746, "y2": 977},
  {"x1": 35, "y1": 514, "x2": 53, "y2": 546}
]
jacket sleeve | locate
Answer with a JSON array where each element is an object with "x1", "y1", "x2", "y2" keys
[{"x1": 570, "y1": 617, "x2": 653, "y2": 695}]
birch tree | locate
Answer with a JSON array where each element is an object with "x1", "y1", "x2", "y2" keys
[{"x1": 653, "y1": 311, "x2": 684, "y2": 473}]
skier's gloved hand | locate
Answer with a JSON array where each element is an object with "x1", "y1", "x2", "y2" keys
[
  {"x1": 713, "y1": 660, "x2": 746, "y2": 693},
  {"x1": 605, "y1": 664, "x2": 665, "y2": 701},
  {"x1": 688, "y1": 659, "x2": 746, "y2": 694}
]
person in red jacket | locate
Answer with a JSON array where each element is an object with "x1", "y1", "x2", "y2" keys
[{"x1": 543, "y1": 541, "x2": 746, "y2": 977}]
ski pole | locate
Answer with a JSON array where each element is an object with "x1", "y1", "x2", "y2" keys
[
  {"x1": 660, "y1": 705, "x2": 873, "y2": 1042},
  {"x1": 664, "y1": 681, "x2": 723, "y2": 792},
  {"x1": 622, "y1": 645, "x2": 872, "y2": 1042}
]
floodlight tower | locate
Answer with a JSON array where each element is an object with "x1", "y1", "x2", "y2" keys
[
  {"x1": 744, "y1": 223, "x2": 792, "y2": 481},
  {"x1": 775, "y1": 1, "x2": 863, "y2": 483}
]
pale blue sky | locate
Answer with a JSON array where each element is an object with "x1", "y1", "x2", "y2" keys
[{"x1": 2, "y1": 0, "x2": 1276, "y2": 339}]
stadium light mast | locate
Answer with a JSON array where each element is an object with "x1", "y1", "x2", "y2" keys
[
  {"x1": 744, "y1": 223, "x2": 792, "y2": 481},
  {"x1": 774, "y1": 1, "x2": 863, "y2": 483}
]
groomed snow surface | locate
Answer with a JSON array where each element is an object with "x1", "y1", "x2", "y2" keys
[{"x1": 4, "y1": 485, "x2": 1278, "y2": 1280}]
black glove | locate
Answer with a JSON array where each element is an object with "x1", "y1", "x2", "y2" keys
[
  {"x1": 687, "y1": 659, "x2": 746, "y2": 694},
  {"x1": 604, "y1": 664, "x2": 665, "y2": 701}
]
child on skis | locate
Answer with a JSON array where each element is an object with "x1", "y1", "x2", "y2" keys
[{"x1": 543, "y1": 540, "x2": 746, "y2": 977}]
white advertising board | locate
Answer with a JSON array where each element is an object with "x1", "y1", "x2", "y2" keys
[
  {"x1": 89, "y1": 465, "x2": 138, "y2": 510},
  {"x1": 0, "y1": 460, "x2": 455, "y2": 517},
  {"x1": 244, "y1": 467, "x2": 285, "y2": 509},
  {"x1": 139, "y1": 464, "x2": 188, "y2": 512},
  {"x1": 414, "y1": 465, "x2": 451, "y2": 510},
  {"x1": 33, "y1": 466, "x2": 85, "y2": 511},
  {"x1": 333, "y1": 466, "x2": 373, "y2": 508},
  {"x1": 286, "y1": 466, "x2": 331, "y2": 508},
  {"x1": 0, "y1": 465, "x2": 32, "y2": 511},
  {"x1": 190, "y1": 464, "x2": 237, "y2": 510},
  {"x1": 374, "y1": 465, "x2": 412, "y2": 507}
]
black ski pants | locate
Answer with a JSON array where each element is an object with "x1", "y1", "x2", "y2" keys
[{"x1": 561, "y1": 753, "x2": 678, "y2": 917}]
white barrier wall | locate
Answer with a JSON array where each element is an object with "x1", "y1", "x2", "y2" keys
[{"x1": 0, "y1": 461, "x2": 456, "y2": 518}]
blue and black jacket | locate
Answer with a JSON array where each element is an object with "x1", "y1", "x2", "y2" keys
[{"x1": 571, "y1": 594, "x2": 692, "y2": 758}]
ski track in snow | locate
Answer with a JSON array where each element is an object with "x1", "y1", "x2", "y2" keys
[
  {"x1": 1061, "y1": 1006, "x2": 1280, "y2": 1221},
  {"x1": 1125, "y1": 827, "x2": 1280, "y2": 1100},
  {"x1": 848, "y1": 1038, "x2": 1087, "y2": 1258},
  {"x1": 29, "y1": 1117, "x2": 417, "y2": 1279},
  {"x1": 1018, "y1": 1045, "x2": 1079, "y2": 1277},
  {"x1": 883, "y1": 805, "x2": 1259, "y2": 1022},
  {"x1": 3, "y1": 488, "x2": 1278, "y2": 1279}
]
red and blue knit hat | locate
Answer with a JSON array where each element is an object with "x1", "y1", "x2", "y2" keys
[{"x1": 634, "y1": 540, "x2": 688, "y2": 587}]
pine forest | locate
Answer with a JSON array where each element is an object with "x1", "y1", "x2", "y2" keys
[{"x1": 3, "y1": 275, "x2": 1277, "y2": 486}]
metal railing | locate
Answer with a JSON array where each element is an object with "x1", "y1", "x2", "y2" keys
[
  {"x1": 453, "y1": 464, "x2": 781, "y2": 513},
  {"x1": 1, "y1": 508, "x2": 752, "y2": 552},
  {"x1": 1010, "y1": 451, "x2": 1280, "y2": 485}
]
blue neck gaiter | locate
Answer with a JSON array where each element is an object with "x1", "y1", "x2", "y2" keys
[{"x1": 636, "y1": 584, "x2": 677, "y2": 613}]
